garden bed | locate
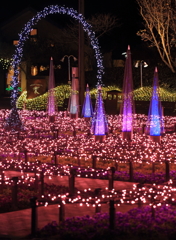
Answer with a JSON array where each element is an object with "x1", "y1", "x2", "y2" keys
[{"x1": 36, "y1": 205, "x2": 176, "y2": 240}]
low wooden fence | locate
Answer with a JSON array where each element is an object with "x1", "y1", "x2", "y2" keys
[{"x1": 1, "y1": 167, "x2": 176, "y2": 237}]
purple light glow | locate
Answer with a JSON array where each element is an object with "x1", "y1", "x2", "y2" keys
[
  {"x1": 82, "y1": 84, "x2": 93, "y2": 117},
  {"x1": 121, "y1": 46, "x2": 134, "y2": 133},
  {"x1": 91, "y1": 87, "x2": 108, "y2": 135}
]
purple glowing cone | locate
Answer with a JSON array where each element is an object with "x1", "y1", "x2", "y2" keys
[
  {"x1": 121, "y1": 46, "x2": 135, "y2": 136},
  {"x1": 82, "y1": 84, "x2": 93, "y2": 117},
  {"x1": 91, "y1": 87, "x2": 108, "y2": 135},
  {"x1": 47, "y1": 57, "x2": 57, "y2": 116},
  {"x1": 146, "y1": 67, "x2": 164, "y2": 136}
]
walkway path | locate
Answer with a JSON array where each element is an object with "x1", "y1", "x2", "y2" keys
[{"x1": 0, "y1": 171, "x2": 137, "y2": 239}]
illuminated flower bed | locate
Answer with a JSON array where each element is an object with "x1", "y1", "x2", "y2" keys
[
  {"x1": 76, "y1": 168, "x2": 176, "y2": 184},
  {"x1": 0, "y1": 181, "x2": 70, "y2": 213},
  {"x1": 0, "y1": 105, "x2": 176, "y2": 239},
  {"x1": 0, "y1": 110, "x2": 176, "y2": 182},
  {"x1": 37, "y1": 205, "x2": 176, "y2": 240}
]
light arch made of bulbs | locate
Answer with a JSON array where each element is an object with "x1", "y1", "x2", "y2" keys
[{"x1": 11, "y1": 5, "x2": 104, "y2": 108}]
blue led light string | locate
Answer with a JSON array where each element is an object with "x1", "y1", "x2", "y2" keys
[{"x1": 6, "y1": 5, "x2": 104, "y2": 129}]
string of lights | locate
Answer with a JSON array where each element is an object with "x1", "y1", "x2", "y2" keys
[
  {"x1": 1, "y1": 171, "x2": 176, "y2": 210},
  {"x1": 8, "y1": 5, "x2": 104, "y2": 130}
]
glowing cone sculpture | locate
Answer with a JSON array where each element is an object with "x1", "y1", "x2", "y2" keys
[
  {"x1": 82, "y1": 84, "x2": 93, "y2": 118},
  {"x1": 121, "y1": 45, "x2": 135, "y2": 140},
  {"x1": 47, "y1": 57, "x2": 57, "y2": 122},
  {"x1": 69, "y1": 67, "x2": 79, "y2": 119},
  {"x1": 91, "y1": 86, "x2": 108, "y2": 142},
  {"x1": 146, "y1": 67, "x2": 164, "y2": 143}
]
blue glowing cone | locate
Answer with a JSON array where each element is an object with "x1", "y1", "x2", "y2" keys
[
  {"x1": 146, "y1": 67, "x2": 164, "y2": 142},
  {"x1": 82, "y1": 84, "x2": 93, "y2": 118}
]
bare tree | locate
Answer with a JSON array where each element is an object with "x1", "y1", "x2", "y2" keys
[
  {"x1": 17, "y1": 14, "x2": 119, "y2": 74},
  {"x1": 60, "y1": 13, "x2": 120, "y2": 70},
  {"x1": 136, "y1": 0, "x2": 176, "y2": 73},
  {"x1": 61, "y1": 13, "x2": 119, "y2": 44},
  {"x1": 87, "y1": 13, "x2": 120, "y2": 38}
]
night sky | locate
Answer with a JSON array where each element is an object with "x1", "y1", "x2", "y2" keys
[{"x1": 0, "y1": 0, "x2": 143, "y2": 57}]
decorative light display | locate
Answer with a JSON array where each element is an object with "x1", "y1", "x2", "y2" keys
[
  {"x1": 1, "y1": 108, "x2": 176, "y2": 218},
  {"x1": 82, "y1": 84, "x2": 93, "y2": 117},
  {"x1": 4, "y1": 107, "x2": 24, "y2": 131},
  {"x1": 146, "y1": 67, "x2": 164, "y2": 137},
  {"x1": 17, "y1": 85, "x2": 71, "y2": 110},
  {"x1": 91, "y1": 87, "x2": 108, "y2": 136},
  {"x1": 0, "y1": 109, "x2": 176, "y2": 175},
  {"x1": 121, "y1": 46, "x2": 134, "y2": 138},
  {"x1": 1, "y1": 171, "x2": 176, "y2": 210},
  {"x1": 17, "y1": 86, "x2": 120, "y2": 110},
  {"x1": 69, "y1": 68, "x2": 79, "y2": 118},
  {"x1": 6, "y1": 86, "x2": 21, "y2": 92},
  {"x1": 7, "y1": 5, "x2": 104, "y2": 129},
  {"x1": 0, "y1": 58, "x2": 12, "y2": 70},
  {"x1": 16, "y1": 84, "x2": 176, "y2": 111},
  {"x1": 47, "y1": 57, "x2": 57, "y2": 117},
  {"x1": 133, "y1": 86, "x2": 176, "y2": 102}
]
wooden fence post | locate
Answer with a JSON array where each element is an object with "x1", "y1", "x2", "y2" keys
[
  {"x1": 94, "y1": 188, "x2": 102, "y2": 213},
  {"x1": 59, "y1": 199, "x2": 65, "y2": 224},
  {"x1": 73, "y1": 125, "x2": 76, "y2": 137},
  {"x1": 115, "y1": 161, "x2": 118, "y2": 171},
  {"x1": 92, "y1": 155, "x2": 97, "y2": 169},
  {"x1": 129, "y1": 161, "x2": 134, "y2": 182},
  {"x1": 30, "y1": 197, "x2": 38, "y2": 237},
  {"x1": 24, "y1": 149, "x2": 28, "y2": 163},
  {"x1": 11, "y1": 176, "x2": 18, "y2": 210},
  {"x1": 52, "y1": 151, "x2": 57, "y2": 165},
  {"x1": 108, "y1": 167, "x2": 115, "y2": 190},
  {"x1": 142, "y1": 124, "x2": 146, "y2": 134},
  {"x1": 77, "y1": 149, "x2": 81, "y2": 166},
  {"x1": 34, "y1": 166, "x2": 39, "y2": 192},
  {"x1": 109, "y1": 199, "x2": 115, "y2": 230},
  {"x1": 69, "y1": 168, "x2": 76, "y2": 196},
  {"x1": 39, "y1": 170, "x2": 45, "y2": 196},
  {"x1": 165, "y1": 161, "x2": 170, "y2": 182},
  {"x1": 0, "y1": 170, "x2": 4, "y2": 194}
]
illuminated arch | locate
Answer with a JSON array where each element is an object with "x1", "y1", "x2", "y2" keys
[
  {"x1": 5, "y1": 5, "x2": 104, "y2": 130},
  {"x1": 11, "y1": 5, "x2": 104, "y2": 109}
]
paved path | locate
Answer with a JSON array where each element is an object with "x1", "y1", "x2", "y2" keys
[
  {"x1": 0, "y1": 171, "x2": 137, "y2": 239},
  {"x1": 5, "y1": 170, "x2": 136, "y2": 191}
]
